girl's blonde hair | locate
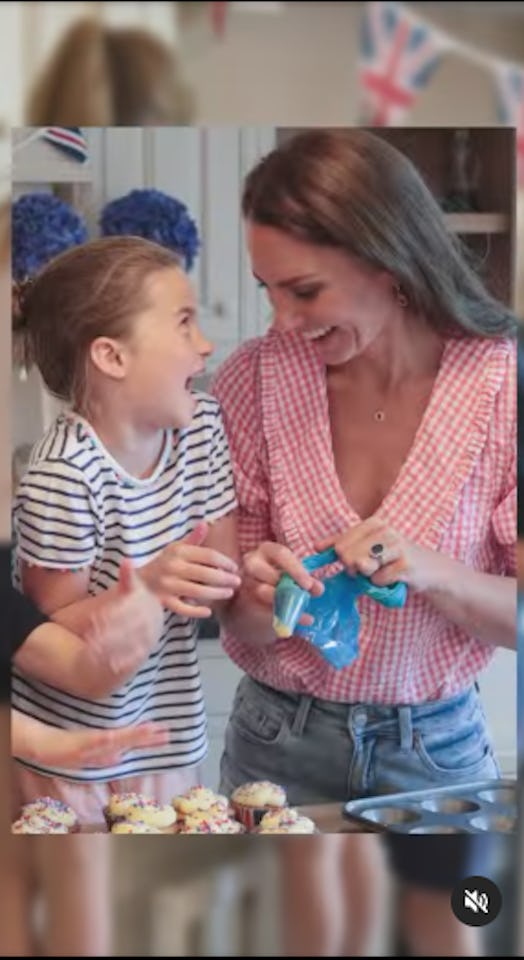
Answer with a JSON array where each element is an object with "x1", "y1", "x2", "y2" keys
[{"x1": 13, "y1": 236, "x2": 181, "y2": 408}]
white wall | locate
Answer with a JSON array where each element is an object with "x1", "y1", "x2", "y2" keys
[{"x1": 182, "y1": 2, "x2": 524, "y2": 126}]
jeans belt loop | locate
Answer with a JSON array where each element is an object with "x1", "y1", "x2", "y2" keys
[
  {"x1": 291, "y1": 694, "x2": 313, "y2": 737},
  {"x1": 398, "y1": 705, "x2": 414, "y2": 750}
]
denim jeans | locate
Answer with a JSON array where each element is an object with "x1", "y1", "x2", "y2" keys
[
  {"x1": 219, "y1": 676, "x2": 500, "y2": 887},
  {"x1": 219, "y1": 675, "x2": 500, "y2": 804}
]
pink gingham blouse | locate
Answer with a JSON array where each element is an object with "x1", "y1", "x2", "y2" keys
[{"x1": 212, "y1": 329, "x2": 516, "y2": 704}]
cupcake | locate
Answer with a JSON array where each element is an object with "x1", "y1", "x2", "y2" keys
[
  {"x1": 172, "y1": 786, "x2": 231, "y2": 822},
  {"x1": 258, "y1": 806, "x2": 313, "y2": 829},
  {"x1": 178, "y1": 814, "x2": 246, "y2": 834},
  {"x1": 111, "y1": 820, "x2": 163, "y2": 834},
  {"x1": 20, "y1": 797, "x2": 79, "y2": 832},
  {"x1": 12, "y1": 813, "x2": 70, "y2": 834},
  {"x1": 257, "y1": 808, "x2": 317, "y2": 834},
  {"x1": 230, "y1": 781, "x2": 287, "y2": 830},
  {"x1": 124, "y1": 799, "x2": 177, "y2": 831},
  {"x1": 104, "y1": 792, "x2": 154, "y2": 828}
]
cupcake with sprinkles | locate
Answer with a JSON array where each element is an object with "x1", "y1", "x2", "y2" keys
[
  {"x1": 172, "y1": 786, "x2": 231, "y2": 824},
  {"x1": 257, "y1": 807, "x2": 317, "y2": 834},
  {"x1": 123, "y1": 798, "x2": 177, "y2": 831},
  {"x1": 178, "y1": 814, "x2": 246, "y2": 834},
  {"x1": 104, "y1": 792, "x2": 154, "y2": 829},
  {"x1": 230, "y1": 781, "x2": 287, "y2": 830},
  {"x1": 12, "y1": 813, "x2": 70, "y2": 834},
  {"x1": 111, "y1": 820, "x2": 164, "y2": 834},
  {"x1": 20, "y1": 797, "x2": 79, "y2": 832}
]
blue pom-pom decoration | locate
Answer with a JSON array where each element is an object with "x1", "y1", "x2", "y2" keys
[
  {"x1": 12, "y1": 192, "x2": 89, "y2": 282},
  {"x1": 99, "y1": 189, "x2": 200, "y2": 271}
]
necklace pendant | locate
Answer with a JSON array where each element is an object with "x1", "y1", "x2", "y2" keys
[{"x1": 374, "y1": 410, "x2": 385, "y2": 423}]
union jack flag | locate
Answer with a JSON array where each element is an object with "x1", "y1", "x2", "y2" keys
[
  {"x1": 358, "y1": 2, "x2": 447, "y2": 126},
  {"x1": 493, "y1": 64, "x2": 524, "y2": 186},
  {"x1": 211, "y1": 1, "x2": 228, "y2": 37},
  {"x1": 41, "y1": 127, "x2": 88, "y2": 163}
]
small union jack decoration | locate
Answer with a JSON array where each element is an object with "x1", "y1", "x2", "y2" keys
[
  {"x1": 493, "y1": 64, "x2": 524, "y2": 186},
  {"x1": 358, "y1": 1, "x2": 446, "y2": 126},
  {"x1": 41, "y1": 127, "x2": 88, "y2": 163}
]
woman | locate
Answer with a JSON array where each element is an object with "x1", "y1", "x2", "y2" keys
[{"x1": 214, "y1": 129, "x2": 516, "y2": 956}]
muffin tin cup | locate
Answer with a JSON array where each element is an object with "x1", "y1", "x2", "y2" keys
[{"x1": 343, "y1": 778, "x2": 516, "y2": 834}]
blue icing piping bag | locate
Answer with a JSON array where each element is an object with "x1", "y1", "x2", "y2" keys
[{"x1": 273, "y1": 547, "x2": 407, "y2": 669}]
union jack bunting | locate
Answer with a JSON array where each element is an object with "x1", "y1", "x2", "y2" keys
[
  {"x1": 358, "y1": 1, "x2": 447, "y2": 126},
  {"x1": 41, "y1": 127, "x2": 88, "y2": 163},
  {"x1": 493, "y1": 64, "x2": 524, "y2": 186},
  {"x1": 211, "y1": 1, "x2": 228, "y2": 37}
]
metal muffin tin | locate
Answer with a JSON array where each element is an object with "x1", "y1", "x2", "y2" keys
[{"x1": 343, "y1": 779, "x2": 516, "y2": 834}]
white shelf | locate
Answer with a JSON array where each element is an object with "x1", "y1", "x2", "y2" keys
[
  {"x1": 12, "y1": 128, "x2": 93, "y2": 184},
  {"x1": 444, "y1": 212, "x2": 509, "y2": 235}
]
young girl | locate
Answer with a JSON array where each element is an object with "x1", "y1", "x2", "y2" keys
[{"x1": 12, "y1": 235, "x2": 240, "y2": 825}]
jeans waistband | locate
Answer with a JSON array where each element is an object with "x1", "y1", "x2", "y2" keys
[{"x1": 250, "y1": 676, "x2": 478, "y2": 749}]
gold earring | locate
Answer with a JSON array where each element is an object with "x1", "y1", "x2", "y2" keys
[{"x1": 394, "y1": 282, "x2": 409, "y2": 308}]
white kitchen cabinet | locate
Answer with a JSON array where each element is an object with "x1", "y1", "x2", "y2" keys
[{"x1": 199, "y1": 639, "x2": 243, "y2": 790}]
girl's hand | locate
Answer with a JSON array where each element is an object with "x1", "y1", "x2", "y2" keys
[
  {"x1": 13, "y1": 713, "x2": 169, "y2": 768},
  {"x1": 243, "y1": 541, "x2": 324, "y2": 624},
  {"x1": 139, "y1": 521, "x2": 241, "y2": 618},
  {"x1": 316, "y1": 517, "x2": 437, "y2": 593}
]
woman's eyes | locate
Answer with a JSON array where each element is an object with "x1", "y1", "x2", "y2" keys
[
  {"x1": 256, "y1": 280, "x2": 321, "y2": 301},
  {"x1": 293, "y1": 287, "x2": 321, "y2": 301}
]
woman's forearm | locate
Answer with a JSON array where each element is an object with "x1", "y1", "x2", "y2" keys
[
  {"x1": 14, "y1": 620, "x2": 127, "y2": 698},
  {"x1": 49, "y1": 586, "x2": 121, "y2": 634},
  {"x1": 421, "y1": 555, "x2": 516, "y2": 649},
  {"x1": 15, "y1": 562, "x2": 163, "y2": 698}
]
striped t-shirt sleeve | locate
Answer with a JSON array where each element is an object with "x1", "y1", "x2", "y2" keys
[{"x1": 14, "y1": 460, "x2": 96, "y2": 571}]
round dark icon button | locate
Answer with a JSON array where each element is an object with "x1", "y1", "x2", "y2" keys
[{"x1": 451, "y1": 875, "x2": 502, "y2": 927}]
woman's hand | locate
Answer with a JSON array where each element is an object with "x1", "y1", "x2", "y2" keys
[
  {"x1": 139, "y1": 521, "x2": 241, "y2": 618},
  {"x1": 243, "y1": 541, "x2": 324, "y2": 623},
  {"x1": 316, "y1": 517, "x2": 437, "y2": 593},
  {"x1": 84, "y1": 559, "x2": 165, "y2": 678},
  {"x1": 317, "y1": 517, "x2": 516, "y2": 649}
]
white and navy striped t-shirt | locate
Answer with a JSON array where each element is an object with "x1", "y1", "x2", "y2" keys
[{"x1": 12, "y1": 393, "x2": 237, "y2": 782}]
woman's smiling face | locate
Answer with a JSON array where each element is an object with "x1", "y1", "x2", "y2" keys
[{"x1": 247, "y1": 221, "x2": 397, "y2": 366}]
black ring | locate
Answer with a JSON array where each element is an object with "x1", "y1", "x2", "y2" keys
[{"x1": 369, "y1": 542, "x2": 384, "y2": 559}]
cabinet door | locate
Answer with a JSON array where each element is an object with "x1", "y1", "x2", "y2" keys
[{"x1": 150, "y1": 125, "x2": 275, "y2": 373}]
